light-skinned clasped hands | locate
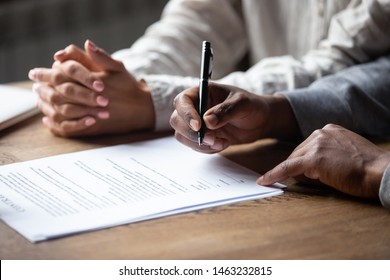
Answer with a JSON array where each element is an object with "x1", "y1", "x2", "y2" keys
[{"x1": 29, "y1": 40, "x2": 154, "y2": 137}]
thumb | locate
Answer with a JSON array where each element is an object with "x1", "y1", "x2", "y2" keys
[
  {"x1": 85, "y1": 40, "x2": 125, "y2": 72},
  {"x1": 54, "y1": 44, "x2": 99, "y2": 71}
]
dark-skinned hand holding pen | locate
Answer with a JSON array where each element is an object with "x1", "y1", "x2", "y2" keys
[
  {"x1": 169, "y1": 83, "x2": 390, "y2": 201},
  {"x1": 169, "y1": 82, "x2": 301, "y2": 154}
]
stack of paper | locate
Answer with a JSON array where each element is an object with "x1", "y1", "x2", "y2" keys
[{"x1": 0, "y1": 136, "x2": 284, "y2": 242}]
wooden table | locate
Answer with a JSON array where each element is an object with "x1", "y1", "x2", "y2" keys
[{"x1": 1, "y1": 82, "x2": 390, "y2": 260}]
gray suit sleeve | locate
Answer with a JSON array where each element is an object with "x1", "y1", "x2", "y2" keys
[
  {"x1": 282, "y1": 55, "x2": 390, "y2": 139},
  {"x1": 379, "y1": 163, "x2": 390, "y2": 209}
]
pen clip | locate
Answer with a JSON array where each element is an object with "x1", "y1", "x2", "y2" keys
[{"x1": 208, "y1": 47, "x2": 214, "y2": 78}]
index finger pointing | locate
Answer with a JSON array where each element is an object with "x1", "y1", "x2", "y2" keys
[{"x1": 257, "y1": 157, "x2": 305, "y2": 185}]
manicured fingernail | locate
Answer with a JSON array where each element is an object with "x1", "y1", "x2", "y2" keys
[
  {"x1": 54, "y1": 49, "x2": 66, "y2": 58},
  {"x1": 87, "y1": 40, "x2": 98, "y2": 52},
  {"x1": 93, "y1": 80, "x2": 104, "y2": 92},
  {"x1": 96, "y1": 95, "x2": 109, "y2": 107},
  {"x1": 85, "y1": 117, "x2": 96, "y2": 126},
  {"x1": 97, "y1": 111, "x2": 110, "y2": 119},
  {"x1": 42, "y1": 116, "x2": 49, "y2": 125},
  {"x1": 189, "y1": 119, "x2": 199, "y2": 131},
  {"x1": 28, "y1": 69, "x2": 36, "y2": 80}
]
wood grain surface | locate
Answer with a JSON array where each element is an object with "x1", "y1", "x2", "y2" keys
[{"x1": 1, "y1": 82, "x2": 389, "y2": 260}]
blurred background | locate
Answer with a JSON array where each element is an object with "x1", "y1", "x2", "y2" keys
[{"x1": 0, "y1": 0, "x2": 168, "y2": 83}]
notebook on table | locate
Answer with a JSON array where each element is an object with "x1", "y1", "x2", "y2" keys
[{"x1": 0, "y1": 85, "x2": 39, "y2": 131}]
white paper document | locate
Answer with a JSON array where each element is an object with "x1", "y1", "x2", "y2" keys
[
  {"x1": 0, "y1": 137, "x2": 283, "y2": 242},
  {"x1": 0, "y1": 85, "x2": 39, "y2": 131}
]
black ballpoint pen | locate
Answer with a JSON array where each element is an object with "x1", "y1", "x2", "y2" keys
[{"x1": 198, "y1": 41, "x2": 213, "y2": 146}]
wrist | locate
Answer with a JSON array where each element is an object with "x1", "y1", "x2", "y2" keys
[
  {"x1": 365, "y1": 151, "x2": 390, "y2": 198},
  {"x1": 263, "y1": 94, "x2": 302, "y2": 140}
]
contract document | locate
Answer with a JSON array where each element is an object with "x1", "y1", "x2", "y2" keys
[{"x1": 0, "y1": 137, "x2": 283, "y2": 242}]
